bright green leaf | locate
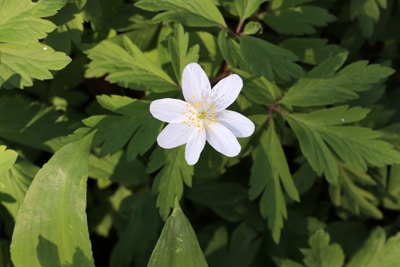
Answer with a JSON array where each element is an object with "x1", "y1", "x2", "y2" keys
[
  {"x1": 168, "y1": 23, "x2": 199, "y2": 83},
  {"x1": 240, "y1": 35, "x2": 304, "y2": 82},
  {"x1": 0, "y1": 0, "x2": 65, "y2": 43},
  {"x1": 147, "y1": 199, "x2": 208, "y2": 267},
  {"x1": 10, "y1": 132, "x2": 95, "y2": 267},
  {"x1": 0, "y1": 159, "x2": 37, "y2": 220},
  {"x1": 85, "y1": 36, "x2": 177, "y2": 92},
  {"x1": 347, "y1": 227, "x2": 400, "y2": 267},
  {"x1": 150, "y1": 147, "x2": 194, "y2": 219},
  {"x1": 0, "y1": 146, "x2": 17, "y2": 175},
  {"x1": 135, "y1": 0, "x2": 226, "y2": 27},
  {"x1": 264, "y1": 2, "x2": 336, "y2": 35},
  {"x1": 234, "y1": 0, "x2": 267, "y2": 21},
  {"x1": 83, "y1": 95, "x2": 162, "y2": 160},
  {"x1": 0, "y1": 43, "x2": 71, "y2": 89},
  {"x1": 301, "y1": 229, "x2": 344, "y2": 267},
  {"x1": 242, "y1": 21, "x2": 263, "y2": 35},
  {"x1": 281, "y1": 53, "x2": 394, "y2": 107}
]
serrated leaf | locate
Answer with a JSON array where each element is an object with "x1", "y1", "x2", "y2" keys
[
  {"x1": 350, "y1": 0, "x2": 388, "y2": 37},
  {"x1": 10, "y1": 132, "x2": 95, "y2": 267},
  {"x1": 234, "y1": 0, "x2": 266, "y2": 21},
  {"x1": 329, "y1": 164, "x2": 382, "y2": 218},
  {"x1": 0, "y1": 0, "x2": 65, "y2": 43},
  {"x1": 300, "y1": 229, "x2": 344, "y2": 267},
  {"x1": 281, "y1": 54, "x2": 394, "y2": 107},
  {"x1": 218, "y1": 31, "x2": 247, "y2": 68},
  {"x1": 85, "y1": 36, "x2": 177, "y2": 92},
  {"x1": 150, "y1": 147, "x2": 193, "y2": 219},
  {"x1": 264, "y1": 2, "x2": 336, "y2": 35},
  {"x1": 285, "y1": 106, "x2": 400, "y2": 184},
  {"x1": 148, "y1": 199, "x2": 207, "y2": 267},
  {"x1": 0, "y1": 159, "x2": 38, "y2": 220},
  {"x1": 0, "y1": 42, "x2": 71, "y2": 89},
  {"x1": 346, "y1": 227, "x2": 400, "y2": 267},
  {"x1": 250, "y1": 123, "x2": 297, "y2": 243},
  {"x1": 135, "y1": 0, "x2": 226, "y2": 27},
  {"x1": 240, "y1": 35, "x2": 304, "y2": 82},
  {"x1": 83, "y1": 95, "x2": 161, "y2": 160},
  {"x1": 168, "y1": 23, "x2": 199, "y2": 83},
  {"x1": 0, "y1": 146, "x2": 17, "y2": 175}
]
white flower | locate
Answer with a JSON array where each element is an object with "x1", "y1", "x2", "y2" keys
[{"x1": 150, "y1": 63, "x2": 255, "y2": 165}]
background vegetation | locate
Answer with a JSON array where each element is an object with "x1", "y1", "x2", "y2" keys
[{"x1": 0, "y1": 0, "x2": 400, "y2": 266}]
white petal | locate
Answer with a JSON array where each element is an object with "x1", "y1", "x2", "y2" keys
[
  {"x1": 185, "y1": 129, "x2": 206, "y2": 165},
  {"x1": 206, "y1": 122, "x2": 241, "y2": 157},
  {"x1": 182, "y1": 63, "x2": 211, "y2": 104},
  {"x1": 157, "y1": 123, "x2": 193, "y2": 149},
  {"x1": 150, "y1": 98, "x2": 190, "y2": 123},
  {"x1": 218, "y1": 110, "x2": 255, "y2": 137},
  {"x1": 211, "y1": 74, "x2": 243, "y2": 111}
]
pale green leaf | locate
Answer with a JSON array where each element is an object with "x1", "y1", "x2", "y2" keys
[
  {"x1": 281, "y1": 54, "x2": 394, "y2": 107},
  {"x1": 242, "y1": 21, "x2": 263, "y2": 35},
  {"x1": 240, "y1": 35, "x2": 304, "y2": 82},
  {"x1": 301, "y1": 229, "x2": 344, "y2": 267},
  {"x1": 347, "y1": 227, "x2": 400, "y2": 267},
  {"x1": 264, "y1": 4, "x2": 336, "y2": 35},
  {"x1": 148, "y1": 199, "x2": 207, "y2": 267},
  {"x1": 0, "y1": 43, "x2": 71, "y2": 89},
  {"x1": 83, "y1": 95, "x2": 162, "y2": 160},
  {"x1": 0, "y1": 146, "x2": 17, "y2": 175},
  {"x1": 85, "y1": 36, "x2": 177, "y2": 92},
  {"x1": 150, "y1": 147, "x2": 194, "y2": 219},
  {"x1": 135, "y1": 0, "x2": 226, "y2": 27},
  {"x1": 10, "y1": 132, "x2": 95, "y2": 267},
  {"x1": 168, "y1": 23, "x2": 199, "y2": 83},
  {"x1": 0, "y1": 0, "x2": 65, "y2": 42},
  {"x1": 234, "y1": 0, "x2": 267, "y2": 21},
  {"x1": 0, "y1": 159, "x2": 37, "y2": 220}
]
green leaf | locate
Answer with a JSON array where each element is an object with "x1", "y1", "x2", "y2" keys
[
  {"x1": 135, "y1": 0, "x2": 226, "y2": 27},
  {"x1": 250, "y1": 122, "x2": 299, "y2": 243},
  {"x1": 350, "y1": 0, "x2": 388, "y2": 38},
  {"x1": 285, "y1": 106, "x2": 400, "y2": 184},
  {"x1": 281, "y1": 53, "x2": 394, "y2": 107},
  {"x1": 85, "y1": 36, "x2": 177, "y2": 92},
  {"x1": 150, "y1": 147, "x2": 194, "y2": 219},
  {"x1": 0, "y1": 43, "x2": 71, "y2": 89},
  {"x1": 300, "y1": 229, "x2": 344, "y2": 267},
  {"x1": 234, "y1": 0, "x2": 266, "y2": 21},
  {"x1": 280, "y1": 38, "x2": 346, "y2": 65},
  {"x1": 83, "y1": 95, "x2": 162, "y2": 160},
  {"x1": 240, "y1": 35, "x2": 304, "y2": 82},
  {"x1": 168, "y1": 23, "x2": 199, "y2": 83},
  {"x1": 10, "y1": 132, "x2": 95, "y2": 267},
  {"x1": 0, "y1": 146, "x2": 17, "y2": 175},
  {"x1": 147, "y1": 199, "x2": 208, "y2": 267},
  {"x1": 0, "y1": 159, "x2": 38, "y2": 220},
  {"x1": 242, "y1": 21, "x2": 263, "y2": 35},
  {"x1": 217, "y1": 31, "x2": 247, "y2": 68},
  {"x1": 264, "y1": 1, "x2": 336, "y2": 35},
  {"x1": 0, "y1": 0, "x2": 65, "y2": 42},
  {"x1": 383, "y1": 164, "x2": 400, "y2": 210},
  {"x1": 347, "y1": 227, "x2": 400, "y2": 267},
  {"x1": 329, "y1": 164, "x2": 382, "y2": 218}
]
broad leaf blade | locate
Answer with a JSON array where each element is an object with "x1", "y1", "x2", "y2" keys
[
  {"x1": 10, "y1": 132, "x2": 95, "y2": 267},
  {"x1": 148, "y1": 199, "x2": 207, "y2": 267},
  {"x1": 85, "y1": 36, "x2": 177, "y2": 92},
  {"x1": 0, "y1": 43, "x2": 71, "y2": 89},
  {"x1": 0, "y1": 146, "x2": 17, "y2": 174},
  {"x1": 0, "y1": 0, "x2": 65, "y2": 42}
]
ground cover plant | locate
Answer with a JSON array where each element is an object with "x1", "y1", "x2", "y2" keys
[{"x1": 1, "y1": 0, "x2": 400, "y2": 266}]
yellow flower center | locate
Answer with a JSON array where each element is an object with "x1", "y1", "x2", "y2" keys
[
  {"x1": 197, "y1": 111, "x2": 207, "y2": 120},
  {"x1": 182, "y1": 95, "x2": 219, "y2": 131}
]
